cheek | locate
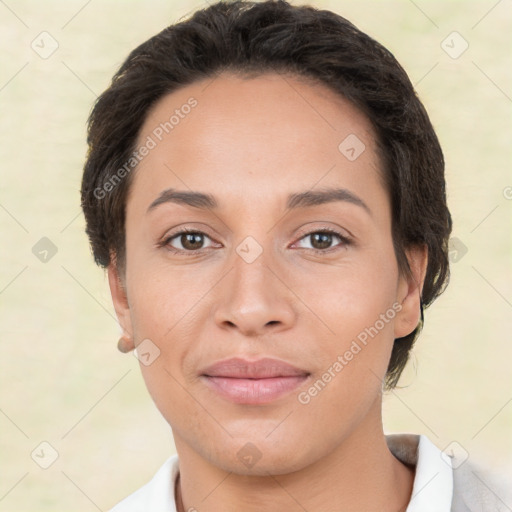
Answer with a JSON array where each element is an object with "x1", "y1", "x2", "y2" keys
[
  {"x1": 126, "y1": 264, "x2": 211, "y2": 400},
  {"x1": 126, "y1": 258, "x2": 206, "y2": 335},
  {"x1": 294, "y1": 268, "x2": 399, "y2": 425},
  {"x1": 301, "y1": 247, "x2": 401, "y2": 393},
  {"x1": 299, "y1": 249, "x2": 399, "y2": 339}
]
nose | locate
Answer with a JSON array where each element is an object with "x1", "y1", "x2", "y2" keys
[{"x1": 212, "y1": 241, "x2": 297, "y2": 337}]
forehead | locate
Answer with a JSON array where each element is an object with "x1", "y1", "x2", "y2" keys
[{"x1": 129, "y1": 72, "x2": 385, "y2": 212}]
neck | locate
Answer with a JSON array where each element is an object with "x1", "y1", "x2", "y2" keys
[{"x1": 173, "y1": 402, "x2": 414, "y2": 512}]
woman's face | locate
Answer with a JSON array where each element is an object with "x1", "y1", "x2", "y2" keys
[{"x1": 109, "y1": 72, "x2": 425, "y2": 475}]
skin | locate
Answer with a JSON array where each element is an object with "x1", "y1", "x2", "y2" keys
[{"x1": 108, "y1": 72, "x2": 428, "y2": 512}]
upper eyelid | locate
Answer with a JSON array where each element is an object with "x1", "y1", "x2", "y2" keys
[{"x1": 294, "y1": 225, "x2": 349, "y2": 239}]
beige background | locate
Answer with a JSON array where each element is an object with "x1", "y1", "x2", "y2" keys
[{"x1": 1, "y1": 0, "x2": 511, "y2": 510}]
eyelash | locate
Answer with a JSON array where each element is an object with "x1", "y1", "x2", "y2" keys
[{"x1": 158, "y1": 227, "x2": 351, "y2": 255}]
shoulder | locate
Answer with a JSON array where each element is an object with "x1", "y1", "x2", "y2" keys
[
  {"x1": 450, "y1": 455, "x2": 512, "y2": 512},
  {"x1": 108, "y1": 454, "x2": 179, "y2": 512},
  {"x1": 386, "y1": 433, "x2": 511, "y2": 512}
]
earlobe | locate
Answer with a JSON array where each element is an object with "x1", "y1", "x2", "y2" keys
[
  {"x1": 107, "y1": 260, "x2": 134, "y2": 351},
  {"x1": 394, "y1": 244, "x2": 428, "y2": 339},
  {"x1": 117, "y1": 333, "x2": 135, "y2": 353}
]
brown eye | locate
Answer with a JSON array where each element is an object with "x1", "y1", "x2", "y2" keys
[
  {"x1": 180, "y1": 232, "x2": 205, "y2": 250},
  {"x1": 164, "y1": 230, "x2": 215, "y2": 252},
  {"x1": 295, "y1": 229, "x2": 350, "y2": 252},
  {"x1": 310, "y1": 232, "x2": 334, "y2": 250}
]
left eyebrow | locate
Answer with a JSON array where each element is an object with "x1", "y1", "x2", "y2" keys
[
  {"x1": 146, "y1": 186, "x2": 371, "y2": 217},
  {"x1": 286, "y1": 188, "x2": 372, "y2": 217}
]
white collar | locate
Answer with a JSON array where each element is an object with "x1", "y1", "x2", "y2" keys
[
  {"x1": 386, "y1": 433, "x2": 453, "y2": 511},
  {"x1": 109, "y1": 434, "x2": 453, "y2": 511}
]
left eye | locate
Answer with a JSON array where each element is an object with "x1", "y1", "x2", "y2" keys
[{"x1": 295, "y1": 230, "x2": 349, "y2": 251}]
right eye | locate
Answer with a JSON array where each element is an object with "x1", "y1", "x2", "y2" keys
[{"x1": 161, "y1": 229, "x2": 219, "y2": 253}]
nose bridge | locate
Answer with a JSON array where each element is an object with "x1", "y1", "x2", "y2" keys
[
  {"x1": 212, "y1": 230, "x2": 295, "y2": 334},
  {"x1": 230, "y1": 232, "x2": 277, "y2": 307}
]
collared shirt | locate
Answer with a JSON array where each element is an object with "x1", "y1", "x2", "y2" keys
[
  {"x1": 108, "y1": 433, "x2": 493, "y2": 512},
  {"x1": 389, "y1": 434, "x2": 453, "y2": 511}
]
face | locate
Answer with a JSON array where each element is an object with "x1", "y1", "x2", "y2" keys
[{"x1": 109, "y1": 72, "x2": 426, "y2": 476}]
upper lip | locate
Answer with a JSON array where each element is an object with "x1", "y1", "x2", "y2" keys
[{"x1": 201, "y1": 357, "x2": 310, "y2": 379}]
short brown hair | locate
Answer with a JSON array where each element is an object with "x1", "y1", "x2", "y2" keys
[{"x1": 81, "y1": 0, "x2": 452, "y2": 389}]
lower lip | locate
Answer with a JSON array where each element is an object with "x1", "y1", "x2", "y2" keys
[{"x1": 202, "y1": 375, "x2": 309, "y2": 404}]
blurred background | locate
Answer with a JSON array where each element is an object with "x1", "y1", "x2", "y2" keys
[{"x1": 1, "y1": 0, "x2": 511, "y2": 510}]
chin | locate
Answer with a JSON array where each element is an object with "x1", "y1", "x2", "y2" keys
[{"x1": 202, "y1": 433, "x2": 315, "y2": 476}]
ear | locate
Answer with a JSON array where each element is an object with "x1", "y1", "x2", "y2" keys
[
  {"x1": 394, "y1": 244, "x2": 428, "y2": 339},
  {"x1": 107, "y1": 259, "x2": 134, "y2": 348}
]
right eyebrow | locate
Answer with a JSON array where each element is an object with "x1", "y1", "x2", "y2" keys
[{"x1": 147, "y1": 189, "x2": 218, "y2": 214}]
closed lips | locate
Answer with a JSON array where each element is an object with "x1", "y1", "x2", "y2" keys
[{"x1": 200, "y1": 357, "x2": 310, "y2": 379}]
